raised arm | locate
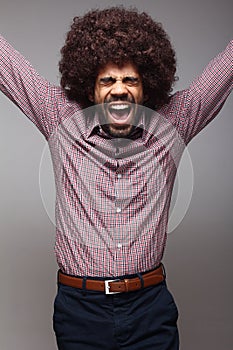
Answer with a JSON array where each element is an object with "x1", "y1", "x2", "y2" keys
[
  {"x1": 0, "y1": 35, "x2": 66, "y2": 139},
  {"x1": 162, "y1": 40, "x2": 233, "y2": 144}
]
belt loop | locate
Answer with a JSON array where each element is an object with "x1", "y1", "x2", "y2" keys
[
  {"x1": 82, "y1": 276, "x2": 87, "y2": 296},
  {"x1": 136, "y1": 273, "x2": 144, "y2": 289}
]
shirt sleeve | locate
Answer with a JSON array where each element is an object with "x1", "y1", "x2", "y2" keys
[
  {"x1": 162, "y1": 40, "x2": 233, "y2": 144},
  {"x1": 0, "y1": 34, "x2": 67, "y2": 140}
]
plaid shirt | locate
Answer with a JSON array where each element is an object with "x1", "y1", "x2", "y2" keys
[{"x1": 0, "y1": 35, "x2": 232, "y2": 277}]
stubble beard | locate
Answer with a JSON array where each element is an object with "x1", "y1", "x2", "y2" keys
[
  {"x1": 102, "y1": 123, "x2": 135, "y2": 138},
  {"x1": 101, "y1": 98, "x2": 139, "y2": 138}
]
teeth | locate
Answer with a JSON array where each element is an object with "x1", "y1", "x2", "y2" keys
[{"x1": 110, "y1": 104, "x2": 129, "y2": 110}]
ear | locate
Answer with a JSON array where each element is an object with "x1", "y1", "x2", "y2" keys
[
  {"x1": 143, "y1": 94, "x2": 149, "y2": 103},
  {"x1": 88, "y1": 93, "x2": 94, "y2": 102}
]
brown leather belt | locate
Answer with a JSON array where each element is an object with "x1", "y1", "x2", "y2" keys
[{"x1": 58, "y1": 265, "x2": 165, "y2": 294}]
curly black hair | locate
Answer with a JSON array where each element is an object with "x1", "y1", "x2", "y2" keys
[{"x1": 59, "y1": 6, "x2": 177, "y2": 110}]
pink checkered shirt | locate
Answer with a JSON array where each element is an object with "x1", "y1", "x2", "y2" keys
[{"x1": 1, "y1": 35, "x2": 232, "y2": 277}]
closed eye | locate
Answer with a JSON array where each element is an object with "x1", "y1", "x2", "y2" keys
[
  {"x1": 99, "y1": 76, "x2": 140, "y2": 86},
  {"x1": 99, "y1": 77, "x2": 115, "y2": 86},
  {"x1": 122, "y1": 77, "x2": 140, "y2": 86}
]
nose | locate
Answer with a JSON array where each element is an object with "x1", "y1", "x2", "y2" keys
[{"x1": 110, "y1": 80, "x2": 128, "y2": 97}]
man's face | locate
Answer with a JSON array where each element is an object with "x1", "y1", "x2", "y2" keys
[{"x1": 90, "y1": 62, "x2": 145, "y2": 137}]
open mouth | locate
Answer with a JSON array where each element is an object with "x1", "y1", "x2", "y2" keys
[{"x1": 106, "y1": 102, "x2": 133, "y2": 124}]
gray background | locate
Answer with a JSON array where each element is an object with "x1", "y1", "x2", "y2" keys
[{"x1": 0, "y1": 0, "x2": 232, "y2": 349}]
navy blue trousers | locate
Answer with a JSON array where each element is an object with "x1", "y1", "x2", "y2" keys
[{"x1": 53, "y1": 279, "x2": 179, "y2": 349}]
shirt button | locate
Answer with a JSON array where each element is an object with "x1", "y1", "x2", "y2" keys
[
  {"x1": 117, "y1": 174, "x2": 122, "y2": 179},
  {"x1": 117, "y1": 243, "x2": 122, "y2": 249},
  {"x1": 116, "y1": 207, "x2": 122, "y2": 213}
]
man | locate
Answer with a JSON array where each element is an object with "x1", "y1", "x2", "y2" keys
[{"x1": 0, "y1": 6, "x2": 232, "y2": 350}]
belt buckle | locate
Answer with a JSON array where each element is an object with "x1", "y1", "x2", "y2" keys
[{"x1": 105, "y1": 279, "x2": 120, "y2": 294}]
